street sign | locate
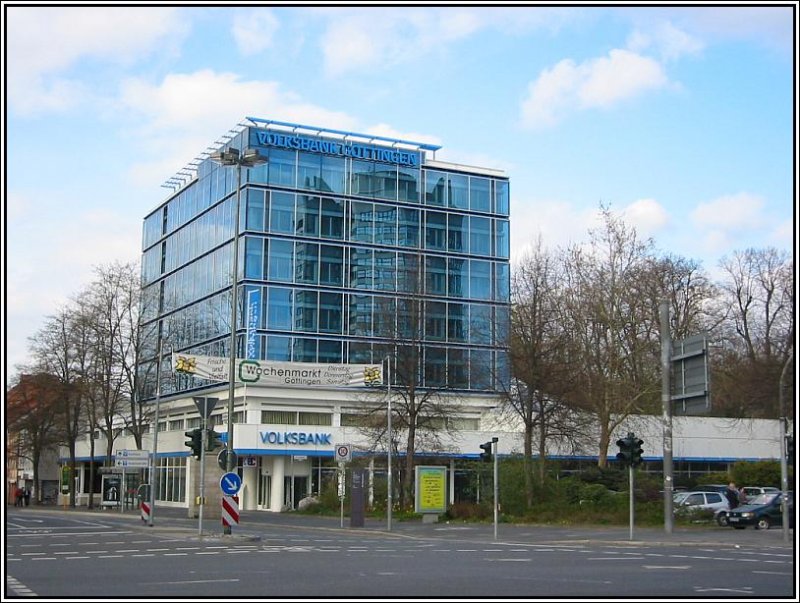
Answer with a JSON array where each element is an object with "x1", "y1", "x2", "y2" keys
[
  {"x1": 114, "y1": 459, "x2": 150, "y2": 468},
  {"x1": 115, "y1": 450, "x2": 150, "y2": 468},
  {"x1": 193, "y1": 396, "x2": 219, "y2": 419},
  {"x1": 334, "y1": 443, "x2": 352, "y2": 463},
  {"x1": 220, "y1": 472, "x2": 242, "y2": 496},
  {"x1": 671, "y1": 334, "x2": 710, "y2": 415},
  {"x1": 217, "y1": 449, "x2": 238, "y2": 471},
  {"x1": 117, "y1": 449, "x2": 149, "y2": 459}
]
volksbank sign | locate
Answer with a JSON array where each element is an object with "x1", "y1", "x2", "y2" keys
[
  {"x1": 253, "y1": 130, "x2": 421, "y2": 167},
  {"x1": 260, "y1": 431, "x2": 332, "y2": 446}
]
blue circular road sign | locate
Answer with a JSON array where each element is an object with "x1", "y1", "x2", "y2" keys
[{"x1": 220, "y1": 472, "x2": 242, "y2": 495}]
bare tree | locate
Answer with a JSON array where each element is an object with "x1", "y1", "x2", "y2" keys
[{"x1": 557, "y1": 208, "x2": 662, "y2": 467}]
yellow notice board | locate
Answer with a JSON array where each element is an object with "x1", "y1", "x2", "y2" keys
[{"x1": 414, "y1": 465, "x2": 447, "y2": 514}]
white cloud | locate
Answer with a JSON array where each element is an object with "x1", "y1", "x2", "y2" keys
[
  {"x1": 6, "y1": 6, "x2": 187, "y2": 115},
  {"x1": 627, "y1": 21, "x2": 704, "y2": 62},
  {"x1": 232, "y1": 9, "x2": 279, "y2": 56},
  {"x1": 117, "y1": 70, "x2": 360, "y2": 189},
  {"x1": 691, "y1": 192, "x2": 765, "y2": 230},
  {"x1": 620, "y1": 198, "x2": 670, "y2": 238},
  {"x1": 521, "y1": 48, "x2": 669, "y2": 128}
]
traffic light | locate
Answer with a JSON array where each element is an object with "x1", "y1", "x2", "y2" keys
[
  {"x1": 616, "y1": 435, "x2": 632, "y2": 465},
  {"x1": 786, "y1": 435, "x2": 794, "y2": 465},
  {"x1": 184, "y1": 428, "x2": 203, "y2": 459},
  {"x1": 206, "y1": 429, "x2": 223, "y2": 452},
  {"x1": 631, "y1": 437, "x2": 644, "y2": 466},
  {"x1": 617, "y1": 433, "x2": 644, "y2": 467},
  {"x1": 479, "y1": 441, "x2": 493, "y2": 462}
]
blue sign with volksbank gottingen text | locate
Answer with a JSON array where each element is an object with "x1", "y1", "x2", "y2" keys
[{"x1": 254, "y1": 130, "x2": 420, "y2": 167}]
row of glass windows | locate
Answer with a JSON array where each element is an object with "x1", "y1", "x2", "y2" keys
[
  {"x1": 244, "y1": 237, "x2": 509, "y2": 302},
  {"x1": 261, "y1": 410, "x2": 333, "y2": 426},
  {"x1": 154, "y1": 283, "x2": 507, "y2": 352},
  {"x1": 161, "y1": 340, "x2": 503, "y2": 392},
  {"x1": 243, "y1": 190, "x2": 510, "y2": 257},
  {"x1": 144, "y1": 139, "x2": 509, "y2": 252}
]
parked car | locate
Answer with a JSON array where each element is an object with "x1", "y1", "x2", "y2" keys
[
  {"x1": 741, "y1": 486, "x2": 780, "y2": 501},
  {"x1": 725, "y1": 492, "x2": 794, "y2": 530},
  {"x1": 673, "y1": 490, "x2": 730, "y2": 525}
]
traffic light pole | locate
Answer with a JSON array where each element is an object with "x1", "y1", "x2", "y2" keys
[
  {"x1": 628, "y1": 464, "x2": 634, "y2": 541},
  {"x1": 779, "y1": 351, "x2": 793, "y2": 544},
  {"x1": 493, "y1": 439, "x2": 498, "y2": 541},
  {"x1": 198, "y1": 417, "x2": 207, "y2": 538},
  {"x1": 660, "y1": 300, "x2": 674, "y2": 535}
]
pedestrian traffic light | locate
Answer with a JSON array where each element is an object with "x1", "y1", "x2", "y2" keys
[
  {"x1": 184, "y1": 428, "x2": 203, "y2": 459},
  {"x1": 206, "y1": 429, "x2": 223, "y2": 452},
  {"x1": 479, "y1": 441, "x2": 493, "y2": 462}
]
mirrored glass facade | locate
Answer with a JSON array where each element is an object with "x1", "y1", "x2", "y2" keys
[{"x1": 140, "y1": 122, "x2": 510, "y2": 398}]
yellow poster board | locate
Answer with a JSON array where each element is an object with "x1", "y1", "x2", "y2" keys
[{"x1": 414, "y1": 465, "x2": 447, "y2": 514}]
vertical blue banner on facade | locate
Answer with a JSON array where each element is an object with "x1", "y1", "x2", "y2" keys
[{"x1": 246, "y1": 287, "x2": 261, "y2": 360}]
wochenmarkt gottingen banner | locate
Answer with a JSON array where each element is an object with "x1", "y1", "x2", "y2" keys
[{"x1": 172, "y1": 353, "x2": 382, "y2": 387}]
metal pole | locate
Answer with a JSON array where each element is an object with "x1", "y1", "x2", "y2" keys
[
  {"x1": 779, "y1": 351, "x2": 793, "y2": 543},
  {"x1": 386, "y1": 355, "x2": 392, "y2": 532},
  {"x1": 660, "y1": 300, "x2": 674, "y2": 534},
  {"x1": 224, "y1": 161, "x2": 243, "y2": 536},
  {"x1": 148, "y1": 341, "x2": 163, "y2": 527},
  {"x1": 199, "y1": 419, "x2": 206, "y2": 538},
  {"x1": 493, "y1": 438, "x2": 498, "y2": 540},
  {"x1": 629, "y1": 464, "x2": 634, "y2": 541}
]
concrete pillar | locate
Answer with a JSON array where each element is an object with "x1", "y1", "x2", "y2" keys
[
  {"x1": 241, "y1": 464, "x2": 258, "y2": 510},
  {"x1": 270, "y1": 456, "x2": 285, "y2": 512}
]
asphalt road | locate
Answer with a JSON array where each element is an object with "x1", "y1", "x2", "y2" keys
[{"x1": 5, "y1": 505, "x2": 796, "y2": 599}]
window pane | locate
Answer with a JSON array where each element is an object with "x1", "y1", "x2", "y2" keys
[
  {"x1": 294, "y1": 290, "x2": 318, "y2": 332},
  {"x1": 296, "y1": 195, "x2": 319, "y2": 237},
  {"x1": 267, "y1": 287, "x2": 293, "y2": 330},
  {"x1": 373, "y1": 203, "x2": 397, "y2": 246},
  {"x1": 495, "y1": 219, "x2": 510, "y2": 258},
  {"x1": 425, "y1": 170, "x2": 447, "y2": 206},
  {"x1": 351, "y1": 160, "x2": 376, "y2": 198},
  {"x1": 317, "y1": 340, "x2": 342, "y2": 363},
  {"x1": 319, "y1": 292, "x2": 343, "y2": 334},
  {"x1": 425, "y1": 256, "x2": 447, "y2": 296},
  {"x1": 295, "y1": 242, "x2": 319, "y2": 284},
  {"x1": 448, "y1": 258, "x2": 467, "y2": 298},
  {"x1": 321, "y1": 156, "x2": 346, "y2": 195},
  {"x1": 320, "y1": 197, "x2": 344, "y2": 239},
  {"x1": 292, "y1": 337, "x2": 317, "y2": 362},
  {"x1": 373, "y1": 164, "x2": 398, "y2": 201},
  {"x1": 349, "y1": 247, "x2": 373, "y2": 289},
  {"x1": 470, "y1": 216, "x2": 491, "y2": 256},
  {"x1": 268, "y1": 238, "x2": 294, "y2": 282},
  {"x1": 469, "y1": 260, "x2": 491, "y2": 300},
  {"x1": 397, "y1": 252, "x2": 421, "y2": 293},
  {"x1": 448, "y1": 213, "x2": 467, "y2": 252},
  {"x1": 447, "y1": 303, "x2": 467, "y2": 342},
  {"x1": 398, "y1": 165, "x2": 420, "y2": 203},
  {"x1": 470, "y1": 304, "x2": 492, "y2": 344},
  {"x1": 244, "y1": 236, "x2": 264, "y2": 279},
  {"x1": 270, "y1": 192, "x2": 295, "y2": 234},
  {"x1": 374, "y1": 250, "x2": 396, "y2": 291},
  {"x1": 470, "y1": 177, "x2": 491, "y2": 212},
  {"x1": 495, "y1": 262, "x2": 510, "y2": 302},
  {"x1": 398, "y1": 207, "x2": 420, "y2": 248},
  {"x1": 470, "y1": 349, "x2": 492, "y2": 390},
  {"x1": 266, "y1": 335, "x2": 291, "y2": 360},
  {"x1": 319, "y1": 244, "x2": 344, "y2": 286},
  {"x1": 425, "y1": 301, "x2": 446, "y2": 341},
  {"x1": 348, "y1": 294, "x2": 372, "y2": 336},
  {"x1": 246, "y1": 188, "x2": 266, "y2": 231},
  {"x1": 494, "y1": 180, "x2": 509, "y2": 215},
  {"x1": 297, "y1": 151, "x2": 322, "y2": 191},
  {"x1": 268, "y1": 148, "x2": 296, "y2": 188},
  {"x1": 448, "y1": 173, "x2": 468, "y2": 209},
  {"x1": 448, "y1": 348, "x2": 468, "y2": 388},
  {"x1": 424, "y1": 346, "x2": 447, "y2": 387},
  {"x1": 351, "y1": 201, "x2": 373, "y2": 243},
  {"x1": 425, "y1": 211, "x2": 446, "y2": 250}
]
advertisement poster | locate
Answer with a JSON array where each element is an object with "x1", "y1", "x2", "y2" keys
[{"x1": 414, "y1": 466, "x2": 447, "y2": 514}]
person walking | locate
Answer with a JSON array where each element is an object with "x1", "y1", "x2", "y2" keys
[
  {"x1": 23, "y1": 487, "x2": 31, "y2": 507},
  {"x1": 14, "y1": 485, "x2": 23, "y2": 507}
]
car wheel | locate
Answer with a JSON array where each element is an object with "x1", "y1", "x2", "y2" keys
[
  {"x1": 717, "y1": 513, "x2": 729, "y2": 527},
  {"x1": 756, "y1": 517, "x2": 771, "y2": 530}
]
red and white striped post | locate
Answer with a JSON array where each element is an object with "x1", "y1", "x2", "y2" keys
[
  {"x1": 140, "y1": 500, "x2": 151, "y2": 523},
  {"x1": 222, "y1": 495, "x2": 239, "y2": 529}
]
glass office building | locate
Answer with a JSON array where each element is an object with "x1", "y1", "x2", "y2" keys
[{"x1": 140, "y1": 118, "x2": 510, "y2": 401}]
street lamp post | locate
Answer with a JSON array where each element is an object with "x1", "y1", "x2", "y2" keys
[
  {"x1": 385, "y1": 355, "x2": 392, "y2": 532},
  {"x1": 208, "y1": 146, "x2": 267, "y2": 535}
]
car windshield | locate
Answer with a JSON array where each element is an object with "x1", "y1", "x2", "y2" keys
[
  {"x1": 747, "y1": 494, "x2": 775, "y2": 505},
  {"x1": 673, "y1": 492, "x2": 689, "y2": 504}
]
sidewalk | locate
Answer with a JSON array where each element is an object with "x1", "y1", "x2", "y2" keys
[{"x1": 19, "y1": 503, "x2": 795, "y2": 549}]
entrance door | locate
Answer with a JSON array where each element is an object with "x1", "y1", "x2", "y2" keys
[
  {"x1": 258, "y1": 474, "x2": 271, "y2": 509},
  {"x1": 284, "y1": 476, "x2": 308, "y2": 510}
]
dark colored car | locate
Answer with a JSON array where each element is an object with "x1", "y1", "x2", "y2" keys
[{"x1": 725, "y1": 492, "x2": 794, "y2": 530}]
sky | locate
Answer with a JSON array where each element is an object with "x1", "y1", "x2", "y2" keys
[{"x1": 4, "y1": 3, "x2": 797, "y2": 376}]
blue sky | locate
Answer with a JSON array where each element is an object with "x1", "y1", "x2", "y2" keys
[{"x1": 5, "y1": 4, "x2": 796, "y2": 374}]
